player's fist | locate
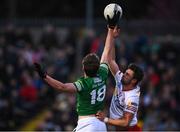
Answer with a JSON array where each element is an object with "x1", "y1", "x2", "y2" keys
[
  {"x1": 107, "y1": 10, "x2": 120, "y2": 29},
  {"x1": 96, "y1": 111, "x2": 106, "y2": 122},
  {"x1": 34, "y1": 62, "x2": 47, "y2": 79}
]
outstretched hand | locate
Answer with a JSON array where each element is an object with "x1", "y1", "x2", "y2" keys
[
  {"x1": 107, "y1": 10, "x2": 120, "y2": 29},
  {"x1": 34, "y1": 62, "x2": 47, "y2": 79}
]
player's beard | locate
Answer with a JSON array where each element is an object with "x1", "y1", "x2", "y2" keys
[{"x1": 121, "y1": 76, "x2": 132, "y2": 85}]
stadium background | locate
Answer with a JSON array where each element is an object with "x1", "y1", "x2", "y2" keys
[{"x1": 0, "y1": 0, "x2": 179, "y2": 131}]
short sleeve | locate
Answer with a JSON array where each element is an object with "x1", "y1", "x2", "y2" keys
[
  {"x1": 100, "y1": 63, "x2": 109, "y2": 71},
  {"x1": 124, "y1": 96, "x2": 139, "y2": 114},
  {"x1": 114, "y1": 71, "x2": 123, "y2": 91},
  {"x1": 98, "y1": 63, "x2": 109, "y2": 80},
  {"x1": 73, "y1": 80, "x2": 83, "y2": 92}
]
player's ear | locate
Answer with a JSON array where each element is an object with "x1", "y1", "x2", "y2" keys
[{"x1": 132, "y1": 79, "x2": 137, "y2": 85}]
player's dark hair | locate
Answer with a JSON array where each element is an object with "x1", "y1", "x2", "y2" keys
[
  {"x1": 82, "y1": 53, "x2": 100, "y2": 77},
  {"x1": 128, "y1": 63, "x2": 144, "y2": 85}
]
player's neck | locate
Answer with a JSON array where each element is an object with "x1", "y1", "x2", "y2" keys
[
  {"x1": 122, "y1": 84, "x2": 135, "y2": 91},
  {"x1": 84, "y1": 73, "x2": 88, "y2": 78}
]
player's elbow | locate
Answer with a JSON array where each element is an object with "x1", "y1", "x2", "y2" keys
[{"x1": 119, "y1": 119, "x2": 130, "y2": 127}]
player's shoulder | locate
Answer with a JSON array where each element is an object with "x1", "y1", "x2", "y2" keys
[
  {"x1": 76, "y1": 76, "x2": 85, "y2": 82},
  {"x1": 114, "y1": 70, "x2": 123, "y2": 79},
  {"x1": 75, "y1": 76, "x2": 87, "y2": 86},
  {"x1": 99, "y1": 63, "x2": 109, "y2": 70},
  {"x1": 125, "y1": 88, "x2": 140, "y2": 102},
  {"x1": 125, "y1": 86, "x2": 140, "y2": 96},
  {"x1": 128, "y1": 85, "x2": 140, "y2": 93},
  {"x1": 74, "y1": 77, "x2": 93, "y2": 91},
  {"x1": 79, "y1": 76, "x2": 95, "y2": 86}
]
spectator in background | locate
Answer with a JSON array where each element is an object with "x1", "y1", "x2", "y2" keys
[
  {"x1": 64, "y1": 29, "x2": 77, "y2": 73},
  {"x1": 39, "y1": 24, "x2": 59, "y2": 50},
  {"x1": 19, "y1": 71, "x2": 38, "y2": 112},
  {"x1": 16, "y1": 28, "x2": 33, "y2": 44},
  {"x1": 4, "y1": 23, "x2": 17, "y2": 45},
  {"x1": 90, "y1": 32, "x2": 106, "y2": 57},
  {"x1": 82, "y1": 29, "x2": 95, "y2": 57}
]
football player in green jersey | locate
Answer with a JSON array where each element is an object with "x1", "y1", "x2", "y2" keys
[
  {"x1": 35, "y1": 52, "x2": 109, "y2": 131},
  {"x1": 34, "y1": 11, "x2": 121, "y2": 132}
]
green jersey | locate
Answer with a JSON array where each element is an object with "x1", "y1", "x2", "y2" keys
[{"x1": 73, "y1": 63, "x2": 109, "y2": 116}]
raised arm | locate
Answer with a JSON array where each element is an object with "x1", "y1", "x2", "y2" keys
[
  {"x1": 100, "y1": 28, "x2": 115, "y2": 64},
  {"x1": 100, "y1": 9, "x2": 120, "y2": 64},
  {"x1": 108, "y1": 27, "x2": 121, "y2": 76},
  {"x1": 101, "y1": 26, "x2": 121, "y2": 76},
  {"x1": 34, "y1": 63, "x2": 77, "y2": 93}
]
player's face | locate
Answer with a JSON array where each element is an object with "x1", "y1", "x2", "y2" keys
[{"x1": 121, "y1": 69, "x2": 134, "y2": 85}]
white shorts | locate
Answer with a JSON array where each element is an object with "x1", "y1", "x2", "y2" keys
[{"x1": 74, "y1": 117, "x2": 107, "y2": 132}]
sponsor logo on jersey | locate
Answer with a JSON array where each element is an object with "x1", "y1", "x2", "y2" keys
[{"x1": 94, "y1": 77, "x2": 102, "y2": 83}]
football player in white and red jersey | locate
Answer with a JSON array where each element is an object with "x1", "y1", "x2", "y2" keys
[{"x1": 96, "y1": 26, "x2": 144, "y2": 131}]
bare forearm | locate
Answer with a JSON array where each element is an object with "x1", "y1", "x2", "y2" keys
[
  {"x1": 44, "y1": 75, "x2": 66, "y2": 91},
  {"x1": 110, "y1": 44, "x2": 115, "y2": 61},
  {"x1": 108, "y1": 43, "x2": 120, "y2": 76},
  {"x1": 105, "y1": 29, "x2": 115, "y2": 54},
  {"x1": 44, "y1": 75, "x2": 77, "y2": 93},
  {"x1": 105, "y1": 112, "x2": 133, "y2": 127},
  {"x1": 107, "y1": 118, "x2": 129, "y2": 127},
  {"x1": 109, "y1": 60, "x2": 119, "y2": 76},
  {"x1": 101, "y1": 28, "x2": 114, "y2": 63},
  {"x1": 101, "y1": 27, "x2": 120, "y2": 75}
]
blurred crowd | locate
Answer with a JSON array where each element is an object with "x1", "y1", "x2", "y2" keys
[{"x1": 0, "y1": 23, "x2": 179, "y2": 131}]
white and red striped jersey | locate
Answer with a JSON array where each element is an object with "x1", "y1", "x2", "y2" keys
[{"x1": 109, "y1": 71, "x2": 140, "y2": 126}]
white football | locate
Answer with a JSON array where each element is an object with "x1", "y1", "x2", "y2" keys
[{"x1": 104, "y1": 3, "x2": 122, "y2": 20}]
